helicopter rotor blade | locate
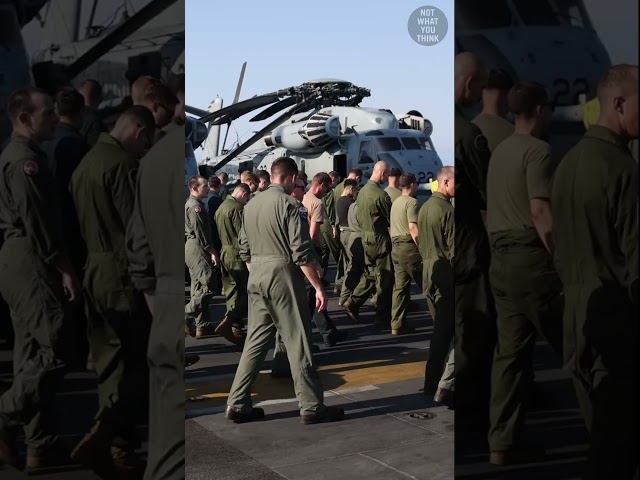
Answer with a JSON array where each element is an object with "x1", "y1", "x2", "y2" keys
[
  {"x1": 249, "y1": 97, "x2": 297, "y2": 122},
  {"x1": 211, "y1": 96, "x2": 318, "y2": 173},
  {"x1": 232, "y1": 62, "x2": 247, "y2": 104},
  {"x1": 199, "y1": 92, "x2": 281, "y2": 124}
]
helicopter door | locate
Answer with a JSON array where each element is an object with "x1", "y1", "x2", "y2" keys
[{"x1": 333, "y1": 154, "x2": 347, "y2": 180}]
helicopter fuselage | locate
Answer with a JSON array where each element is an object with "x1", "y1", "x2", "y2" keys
[{"x1": 201, "y1": 106, "x2": 443, "y2": 192}]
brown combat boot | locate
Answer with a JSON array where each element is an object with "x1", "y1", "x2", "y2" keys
[
  {"x1": 342, "y1": 299, "x2": 360, "y2": 323},
  {"x1": 301, "y1": 406, "x2": 345, "y2": 425},
  {"x1": 111, "y1": 445, "x2": 146, "y2": 476},
  {"x1": 214, "y1": 316, "x2": 237, "y2": 344}
]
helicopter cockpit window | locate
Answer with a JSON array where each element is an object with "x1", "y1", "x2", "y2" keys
[
  {"x1": 358, "y1": 140, "x2": 376, "y2": 164},
  {"x1": 455, "y1": 0, "x2": 513, "y2": 29},
  {"x1": 401, "y1": 137, "x2": 422, "y2": 150},
  {"x1": 374, "y1": 137, "x2": 403, "y2": 152},
  {"x1": 417, "y1": 137, "x2": 433, "y2": 151},
  {"x1": 554, "y1": 0, "x2": 588, "y2": 27}
]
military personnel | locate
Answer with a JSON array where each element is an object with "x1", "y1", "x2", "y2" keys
[
  {"x1": 184, "y1": 176, "x2": 223, "y2": 340},
  {"x1": 320, "y1": 171, "x2": 344, "y2": 289},
  {"x1": 217, "y1": 172, "x2": 230, "y2": 200},
  {"x1": 472, "y1": 69, "x2": 515, "y2": 153},
  {"x1": 345, "y1": 161, "x2": 393, "y2": 323},
  {"x1": 418, "y1": 167, "x2": 455, "y2": 395},
  {"x1": 303, "y1": 173, "x2": 347, "y2": 346},
  {"x1": 78, "y1": 79, "x2": 106, "y2": 147},
  {"x1": 69, "y1": 106, "x2": 156, "y2": 473},
  {"x1": 485, "y1": 82, "x2": 564, "y2": 465},
  {"x1": 214, "y1": 183, "x2": 251, "y2": 343},
  {"x1": 256, "y1": 169, "x2": 271, "y2": 192},
  {"x1": 239, "y1": 171, "x2": 259, "y2": 198},
  {"x1": 333, "y1": 168, "x2": 363, "y2": 203},
  {"x1": 47, "y1": 87, "x2": 91, "y2": 371},
  {"x1": 389, "y1": 173, "x2": 421, "y2": 335},
  {"x1": 0, "y1": 87, "x2": 80, "y2": 470},
  {"x1": 225, "y1": 157, "x2": 344, "y2": 424},
  {"x1": 583, "y1": 96, "x2": 639, "y2": 163},
  {"x1": 335, "y1": 179, "x2": 357, "y2": 306},
  {"x1": 551, "y1": 64, "x2": 638, "y2": 479},
  {"x1": 206, "y1": 176, "x2": 224, "y2": 294},
  {"x1": 133, "y1": 77, "x2": 177, "y2": 140},
  {"x1": 169, "y1": 73, "x2": 185, "y2": 127},
  {"x1": 384, "y1": 168, "x2": 402, "y2": 203},
  {"x1": 125, "y1": 125, "x2": 185, "y2": 480},
  {"x1": 454, "y1": 52, "x2": 496, "y2": 429}
]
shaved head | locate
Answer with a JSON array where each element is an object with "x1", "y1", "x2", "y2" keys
[
  {"x1": 596, "y1": 64, "x2": 639, "y2": 140},
  {"x1": 436, "y1": 166, "x2": 455, "y2": 197},
  {"x1": 455, "y1": 52, "x2": 487, "y2": 107},
  {"x1": 371, "y1": 160, "x2": 389, "y2": 184}
]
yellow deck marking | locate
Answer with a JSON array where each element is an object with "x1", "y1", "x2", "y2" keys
[{"x1": 186, "y1": 351, "x2": 426, "y2": 410}]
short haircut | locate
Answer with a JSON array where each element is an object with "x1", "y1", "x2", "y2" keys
[
  {"x1": 188, "y1": 175, "x2": 206, "y2": 190},
  {"x1": 56, "y1": 87, "x2": 84, "y2": 116},
  {"x1": 352, "y1": 184, "x2": 363, "y2": 200},
  {"x1": 208, "y1": 176, "x2": 221, "y2": 188},
  {"x1": 328, "y1": 171, "x2": 339, "y2": 179},
  {"x1": 257, "y1": 170, "x2": 270, "y2": 182},
  {"x1": 233, "y1": 182, "x2": 250, "y2": 195},
  {"x1": 437, "y1": 166, "x2": 454, "y2": 182},
  {"x1": 118, "y1": 105, "x2": 156, "y2": 132},
  {"x1": 271, "y1": 156, "x2": 298, "y2": 179},
  {"x1": 312, "y1": 172, "x2": 332, "y2": 188},
  {"x1": 508, "y1": 81, "x2": 551, "y2": 116},
  {"x1": 486, "y1": 69, "x2": 515, "y2": 91},
  {"x1": 389, "y1": 167, "x2": 402, "y2": 177},
  {"x1": 344, "y1": 179, "x2": 358, "y2": 188},
  {"x1": 7, "y1": 87, "x2": 48, "y2": 121},
  {"x1": 349, "y1": 168, "x2": 363, "y2": 177},
  {"x1": 597, "y1": 64, "x2": 639, "y2": 99},
  {"x1": 218, "y1": 172, "x2": 228, "y2": 182},
  {"x1": 142, "y1": 80, "x2": 178, "y2": 107},
  {"x1": 297, "y1": 170, "x2": 308, "y2": 182},
  {"x1": 399, "y1": 173, "x2": 417, "y2": 188}
]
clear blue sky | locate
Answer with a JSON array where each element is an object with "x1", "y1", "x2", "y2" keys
[{"x1": 185, "y1": 0, "x2": 455, "y2": 165}]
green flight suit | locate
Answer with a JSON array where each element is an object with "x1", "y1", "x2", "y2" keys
[
  {"x1": 485, "y1": 134, "x2": 563, "y2": 453},
  {"x1": 226, "y1": 184, "x2": 325, "y2": 415},
  {"x1": 472, "y1": 112, "x2": 514, "y2": 153},
  {"x1": 389, "y1": 194, "x2": 423, "y2": 330},
  {"x1": 551, "y1": 126, "x2": 638, "y2": 479},
  {"x1": 70, "y1": 132, "x2": 150, "y2": 450},
  {"x1": 125, "y1": 126, "x2": 185, "y2": 480},
  {"x1": 417, "y1": 192, "x2": 454, "y2": 393},
  {"x1": 0, "y1": 134, "x2": 70, "y2": 455},
  {"x1": 214, "y1": 196, "x2": 248, "y2": 326},
  {"x1": 384, "y1": 186, "x2": 401, "y2": 204},
  {"x1": 454, "y1": 107, "x2": 497, "y2": 427},
  {"x1": 320, "y1": 188, "x2": 344, "y2": 286},
  {"x1": 350, "y1": 180, "x2": 393, "y2": 320},
  {"x1": 339, "y1": 202, "x2": 375, "y2": 305},
  {"x1": 184, "y1": 195, "x2": 216, "y2": 329}
]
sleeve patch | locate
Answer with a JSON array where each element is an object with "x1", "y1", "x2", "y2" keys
[
  {"x1": 23, "y1": 160, "x2": 39, "y2": 176},
  {"x1": 194, "y1": 205, "x2": 201, "y2": 213}
]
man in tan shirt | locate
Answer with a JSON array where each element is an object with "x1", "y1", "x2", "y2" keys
[{"x1": 385, "y1": 167, "x2": 402, "y2": 203}]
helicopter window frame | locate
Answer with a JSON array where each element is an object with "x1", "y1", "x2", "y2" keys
[
  {"x1": 374, "y1": 137, "x2": 403, "y2": 152},
  {"x1": 401, "y1": 137, "x2": 423, "y2": 150},
  {"x1": 358, "y1": 139, "x2": 376, "y2": 164}
]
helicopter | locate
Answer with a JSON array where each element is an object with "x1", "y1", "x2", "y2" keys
[
  {"x1": 454, "y1": 0, "x2": 612, "y2": 161},
  {"x1": 185, "y1": 75, "x2": 443, "y2": 196},
  {"x1": 1, "y1": 0, "x2": 183, "y2": 147}
]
